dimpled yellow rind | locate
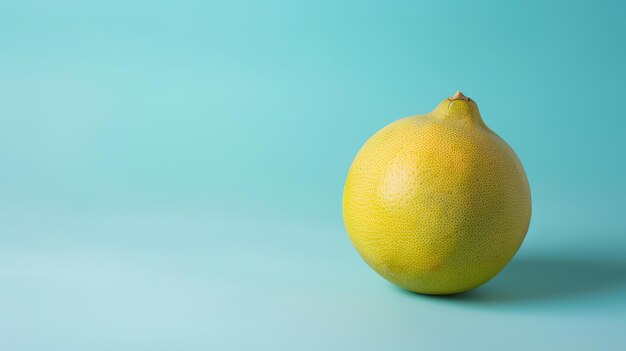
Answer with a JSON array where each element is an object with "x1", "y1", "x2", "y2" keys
[{"x1": 342, "y1": 95, "x2": 531, "y2": 295}]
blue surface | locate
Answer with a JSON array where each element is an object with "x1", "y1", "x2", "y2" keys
[{"x1": 1, "y1": 1, "x2": 625, "y2": 349}]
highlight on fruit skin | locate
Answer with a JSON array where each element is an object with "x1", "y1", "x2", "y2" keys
[{"x1": 342, "y1": 91, "x2": 531, "y2": 295}]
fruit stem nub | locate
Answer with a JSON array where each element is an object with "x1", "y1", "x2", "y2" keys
[{"x1": 449, "y1": 91, "x2": 470, "y2": 101}]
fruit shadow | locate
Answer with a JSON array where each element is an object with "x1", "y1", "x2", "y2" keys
[{"x1": 400, "y1": 254, "x2": 626, "y2": 305}]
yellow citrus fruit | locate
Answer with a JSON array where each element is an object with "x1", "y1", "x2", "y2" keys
[{"x1": 343, "y1": 92, "x2": 531, "y2": 295}]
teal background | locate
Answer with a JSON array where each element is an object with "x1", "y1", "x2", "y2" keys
[{"x1": 1, "y1": 0, "x2": 625, "y2": 349}]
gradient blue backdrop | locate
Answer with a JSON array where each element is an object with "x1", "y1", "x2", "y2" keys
[{"x1": 1, "y1": 1, "x2": 625, "y2": 350}]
